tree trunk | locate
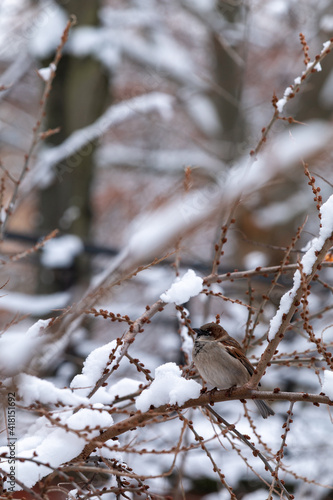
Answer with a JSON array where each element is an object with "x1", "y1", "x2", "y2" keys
[
  {"x1": 38, "y1": 0, "x2": 110, "y2": 292},
  {"x1": 211, "y1": 1, "x2": 247, "y2": 162}
]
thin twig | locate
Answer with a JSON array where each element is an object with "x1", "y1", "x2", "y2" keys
[
  {"x1": 0, "y1": 16, "x2": 76, "y2": 238},
  {"x1": 206, "y1": 405, "x2": 292, "y2": 500},
  {"x1": 268, "y1": 402, "x2": 294, "y2": 499}
]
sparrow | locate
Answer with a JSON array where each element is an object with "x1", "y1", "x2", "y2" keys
[{"x1": 192, "y1": 323, "x2": 274, "y2": 418}]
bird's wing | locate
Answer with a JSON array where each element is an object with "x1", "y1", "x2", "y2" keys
[{"x1": 223, "y1": 339, "x2": 254, "y2": 377}]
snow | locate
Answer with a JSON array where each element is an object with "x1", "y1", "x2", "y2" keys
[
  {"x1": 0, "y1": 0, "x2": 31, "y2": 60},
  {"x1": 243, "y1": 251, "x2": 268, "y2": 269},
  {"x1": 117, "y1": 125, "x2": 333, "y2": 288},
  {"x1": 101, "y1": 6, "x2": 159, "y2": 29},
  {"x1": 269, "y1": 194, "x2": 333, "y2": 337},
  {"x1": 254, "y1": 190, "x2": 311, "y2": 228},
  {"x1": 0, "y1": 291, "x2": 70, "y2": 314},
  {"x1": 276, "y1": 40, "x2": 333, "y2": 112},
  {"x1": 223, "y1": 121, "x2": 333, "y2": 201},
  {"x1": 126, "y1": 185, "x2": 220, "y2": 265},
  {"x1": 108, "y1": 378, "x2": 142, "y2": 401},
  {"x1": 0, "y1": 405, "x2": 113, "y2": 490},
  {"x1": 320, "y1": 16, "x2": 333, "y2": 33},
  {"x1": 37, "y1": 62, "x2": 56, "y2": 82},
  {"x1": 32, "y1": 92, "x2": 174, "y2": 187},
  {"x1": 178, "y1": 308, "x2": 194, "y2": 357},
  {"x1": 321, "y1": 370, "x2": 333, "y2": 400},
  {"x1": 96, "y1": 144, "x2": 223, "y2": 172},
  {"x1": 67, "y1": 26, "x2": 119, "y2": 68},
  {"x1": 185, "y1": 93, "x2": 222, "y2": 135},
  {"x1": 0, "y1": 319, "x2": 50, "y2": 377},
  {"x1": 70, "y1": 340, "x2": 118, "y2": 397},
  {"x1": 2, "y1": 5, "x2": 333, "y2": 497},
  {"x1": 41, "y1": 234, "x2": 84, "y2": 268},
  {"x1": 160, "y1": 269, "x2": 203, "y2": 305},
  {"x1": 243, "y1": 489, "x2": 275, "y2": 500},
  {"x1": 306, "y1": 61, "x2": 322, "y2": 72},
  {"x1": 136, "y1": 362, "x2": 201, "y2": 412},
  {"x1": 301, "y1": 194, "x2": 333, "y2": 274},
  {"x1": 322, "y1": 40, "x2": 333, "y2": 52},
  {"x1": 120, "y1": 31, "x2": 202, "y2": 89},
  {"x1": 29, "y1": 2, "x2": 68, "y2": 58},
  {"x1": 16, "y1": 374, "x2": 88, "y2": 407},
  {"x1": 68, "y1": 26, "x2": 103, "y2": 57},
  {"x1": 276, "y1": 86, "x2": 293, "y2": 113}
]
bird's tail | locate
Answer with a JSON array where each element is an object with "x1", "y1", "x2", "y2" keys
[{"x1": 254, "y1": 399, "x2": 275, "y2": 419}]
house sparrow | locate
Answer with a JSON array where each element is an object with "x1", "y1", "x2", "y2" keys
[{"x1": 192, "y1": 323, "x2": 274, "y2": 418}]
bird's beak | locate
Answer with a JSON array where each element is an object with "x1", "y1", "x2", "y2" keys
[{"x1": 193, "y1": 328, "x2": 204, "y2": 337}]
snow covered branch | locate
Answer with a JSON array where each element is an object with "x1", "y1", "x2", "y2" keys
[
  {"x1": 31, "y1": 92, "x2": 174, "y2": 187},
  {"x1": 74, "y1": 386, "x2": 333, "y2": 462},
  {"x1": 247, "y1": 195, "x2": 333, "y2": 389}
]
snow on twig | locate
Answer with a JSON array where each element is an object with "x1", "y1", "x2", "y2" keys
[
  {"x1": 247, "y1": 195, "x2": 333, "y2": 389},
  {"x1": 31, "y1": 92, "x2": 175, "y2": 187},
  {"x1": 252, "y1": 36, "x2": 333, "y2": 157}
]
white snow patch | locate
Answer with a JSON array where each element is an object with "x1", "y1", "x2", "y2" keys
[
  {"x1": 322, "y1": 370, "x2": 333, "y2": 400},
  {"x1": 0, "y1": 405, "x2": 113, "y2": 490},
  {"x1": 301, "y1": 195, "x2": 333, "y2": 275},
  {"x1": 29, "y1": 3, "x2": 68, "y2": 58},
  {"x1": 160, "y1": 269, "x2": 203, "y2": 305},
  {"x1": 320, "y1": 16, "x2": 333, "y2": 32},
  {"x1": 0, "y1": 319, "x2": 50, "y2": 376},
  {"x1": 16, "y1": 374, "x2": 88, "y2": 407},
  {"x1": 254, "y1": 190, "x2": 311, "y2": 228},
  {"x1": 322, "y1": 40, "x2": 333, "y2": 52},
  {"x1": 70, "y1": 340, "x2": 118, "y2": 397},
  {"x1": 37, "y1": 63, "x2": 56, "y2": 81},
  {"x1": 136, "y1": 362, "x2": 201, "y2": 412},
  {"x1": 0, "y1": 291, "x2": 70, "y2": 314},
  {"x1": 243, "y1": 489, "x2": 274, "y2": 500},
  {"x1": 306, "y1": 61, "x2": 322, "y2": 72},
  {"x1": 185, "y1": 94, "x2": 222, "y2": 135},
  {"x1": 276, "y1": 86, "x2": 294, "y2": 113},
  {"x1": 177, "y1": 308, "x2": 194, "y2": 357},
  {"x1": 33, "y1": 92, "x2": 174, "y2": 187},
  {"x1": 269, "y1": 195, "x2": 333, "y2": 337},
  {"x1": 67, "y1": 26, "x2": 119, "y2": 68},
  {"x1": 108, "y1": 378, "x2": 142, "y2": 401},
  {"x1": 41, "y1": 234, "x2": 84, "y2": 268},
  {"x1": 243, "y1": 251, "x2": 268, "y2": 270},
  {"x1": 126, "y1": 186, "x2": 220, "y2": 265}
]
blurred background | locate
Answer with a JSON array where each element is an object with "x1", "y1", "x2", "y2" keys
[{"x1": 1, "y1": 0, "x2": 333, "y2": 498}]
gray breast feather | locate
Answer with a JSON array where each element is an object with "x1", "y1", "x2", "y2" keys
[{"x1": 193, "y1": 341, "x2": 249, "y2": 389}]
